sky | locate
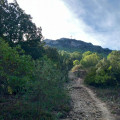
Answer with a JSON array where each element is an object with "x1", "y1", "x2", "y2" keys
[{"x1": 8, "y1": 0, "x2": 120, "y2": 50}]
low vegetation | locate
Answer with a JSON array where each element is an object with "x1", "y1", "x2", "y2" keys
[
  {"x1": 1, "y1": 0, "x2": 120, "y2": 119},
  {"x1": 85, "y1": 51, "x2": 120, "y2": 87},
  {"x1": 0, "y1": 1, "x2": 73, "y2": 119},
  {"x1": 0, "y1": 38, "x2": 72, "y2": 120},
  {"x1": 72, "y1": 50, "x2": 120, "y2": 87},
  {"x1": 72, "y1": 50, "x2": 120, "y2": 118}
]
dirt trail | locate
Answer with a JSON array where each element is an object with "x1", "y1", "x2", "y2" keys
[{"x1": 62, "y1": 72, "x2": 115, "y2": 120}]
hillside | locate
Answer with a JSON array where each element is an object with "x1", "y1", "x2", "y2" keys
[{"x1": 44, "y1": 38, "x2": 112, "y2": 55}]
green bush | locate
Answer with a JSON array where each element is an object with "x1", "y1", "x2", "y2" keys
[
  {"x1": 0, "y1": 38, "x2": 34, "y2": 94},
  {"x1": 85, "y1": 52, "x2": 120, "y2": 87},
  {"x1": 0, "y1": 38, "x2": 70, "y2": 119},
  {"x1": 84, "y1": 68, "x2": 96, "y2": 85},
  {"x1": 25, "y1": 56, "x2": 70, "y2": 117},
  {"x1": 107, "y1": 51, "x2": 120, "y2": 84},
  {"x1": 80, "y1": 53, "x2": 100, "y2": 68},
  {"x1": 73, "y1": 60, "x2": 80, "y2": 66},
  {"x1": 82, "y1": 51, "x2": 92, "y2": 58}
]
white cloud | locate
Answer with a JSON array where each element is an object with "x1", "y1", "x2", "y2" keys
[
  {"x1": 8, "y1": 0, "x2": 120, "y2": 50},
  {"x1": 8, "y1": 0, "x2": 99, "y2": 44},
  {"x1": 63, "y1": 0, "x2": 120, "y2": 50}
]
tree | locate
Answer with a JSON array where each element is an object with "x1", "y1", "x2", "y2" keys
[
  {"x1": 107, "y1": 51, "x2": 120, "y2": 84},
  {"x1": 85, "y1": 51, "x2": 120, "y2": 86},
  {"x1": 80, "y1": 53, "x2": 100, "y2": 68},
  {"x1": 0, "y1": 38, "x2": 34, "y2": 94},
  {"x1": 70, "y1": 51, "x2": 82, "y2": 61},
  {"x1": 73, "y1": 60, "x2": 79, "y2": 66},
  {"x1": 0, "y1": 0, "x2": 42, "y2": 45},
  {"x1": 59, "y1": 50, "x2": 73, "y2": 71},
  {"x1": 82, "y1": 51, "x2": 92, "y2": 58},
  {"x1": 44, "y1": 46, "x2": 59, "y2": 62},
  {"x1": 0, "y1": 0, "x2": 44, "y2": 59}
]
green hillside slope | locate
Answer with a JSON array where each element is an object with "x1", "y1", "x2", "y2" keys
[{"x1": 44, "y1": 38, "x2": 112, "y2": 56}]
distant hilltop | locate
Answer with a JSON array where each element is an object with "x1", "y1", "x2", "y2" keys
[{"x1": 44, "y1": 38, "x2": 112, "y2": 55}]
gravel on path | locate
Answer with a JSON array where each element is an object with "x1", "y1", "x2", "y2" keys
[{"x1": 61, "y1": 72, "x2": 114, "y2": 120}]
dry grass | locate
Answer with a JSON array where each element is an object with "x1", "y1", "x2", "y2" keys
[{"x1": 89, "y1": 86, "x2": 120, "y2": 120}]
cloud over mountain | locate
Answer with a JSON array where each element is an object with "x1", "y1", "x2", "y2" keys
[
  {"x1": 8, "y1": 0, "x2": 120, "y2": 50},
  {"x1": 62, "y1": 0, "x2": 120, "y2": 50}
]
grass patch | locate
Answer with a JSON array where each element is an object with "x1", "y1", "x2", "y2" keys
[{"x1": 89, "y1": 86, "x2": 120, "y2": 119}]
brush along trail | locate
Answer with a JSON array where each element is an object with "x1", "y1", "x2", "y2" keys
[{"x1": 61, "y1": 72, "x2": 114, "y2": 120}]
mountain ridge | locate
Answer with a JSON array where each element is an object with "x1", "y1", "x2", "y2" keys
[{"x1": 44, "y1": 38, "x2": 112, "y2": 55}]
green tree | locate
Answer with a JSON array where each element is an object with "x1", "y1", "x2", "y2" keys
[
  {"x1": 82, "y1": 51, "x2": 92, "y2": 58},
  {"x1": 80, "y1": 53, "x2": 100, "y2": 68},
  {"x1": 0, "y1": 0, "x2": 44, "y2": 59},
  {"x1": 107, "y1": 51, "x2": 120, "y2": 85},
  {"x1": 0, "y1": 0, "x2": 42, "y2": 45},
  {"x1": 70, "y1": 51, "x2": 82, "y2": 61},
  {"x1": 73, "y1": 60, "x2": 79, "y2": 66},
  {"x1": 44, "y1": 46, "x2": 59, "y2": 62},
  {"x1": 85, "y1": 51, "x2": 120, "y2": 86},
  {"x1": 0, "y1": 38, "x2": 34, "y2": 94}
]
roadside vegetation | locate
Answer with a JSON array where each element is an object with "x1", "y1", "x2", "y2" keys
[
  {"x1": 0, "y1": 1, "x2": 89, "y2": 119},
  {"x1": 0, "y1": 1, "x2": 77, "y2": 119},
  {"x1": 72, "y1": 50, "x2": 120, "y2": 118},
  {"x1": 1, "y1": 0, "x2": 120, "y2": 119}
]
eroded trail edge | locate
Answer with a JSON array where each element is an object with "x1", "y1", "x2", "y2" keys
[{"x1": 62, "y1": 72, "x2": 114, "y2": 120}]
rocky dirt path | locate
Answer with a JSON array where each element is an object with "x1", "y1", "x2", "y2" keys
[{"x1": 62, "y1": 72, "x2": 115, "y2": 120}]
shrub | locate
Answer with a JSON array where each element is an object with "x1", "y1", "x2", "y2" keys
[
  {"x1": 26, "y1": 56, "x2": 70, "y2": 115},
  {"x1": 0, "y1": 38, "x2": 34, "y2": 94},
  {"x1": 72, "y1": 64, "x2": 83, "y2": 72},
  {"x1": 80, "y1": 53, "x2": 100, "y2": 68},
  {"x1": 85, "y1": 56, "x2": 120, "y2": 87},
  {"x1": 84, "y1": 68, "x2": 96, "y2": 86},
  {"x1": 73, "y1": 60, "x2": 80, "y2": 66}
]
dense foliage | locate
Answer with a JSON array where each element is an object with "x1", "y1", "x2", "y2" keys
[
  {"x1": 1, "y1": 1, "x2": 119, "y2": 119},
  {"x1": 0, "y1": 0, "x2": 42, "y2": 44},
  {"x1": 71, "y1": 49, "x2": 120, "y2": 87},
  {"x1": 0, "y1": 38, "x2": 34, "y2": 95},
  {"x1": 80, "y1": 52, "x2": 101, "y2": 68},
  {"x1": 0, "y1": 38, "x2": 71, "y2": 119},
  {"x1": 0, "y1": 0, "x2": 44, "y2": 59},
  {"x1": 72, "y1": 51, "x2": 101, "y2": 71},
  {"x1": 0, "y1": 1, "x2": 71, "y2": 119},
  {"x1": 85, "y1": 51, "x2": 120, "y2": 86}
]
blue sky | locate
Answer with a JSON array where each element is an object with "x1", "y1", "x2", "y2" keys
[
  {"x1": 8, "y1": 0, "x2": 120, "y2": 50},
  {"x1": 63, "y1": 0, "x2": 120, "y2": 50}
]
